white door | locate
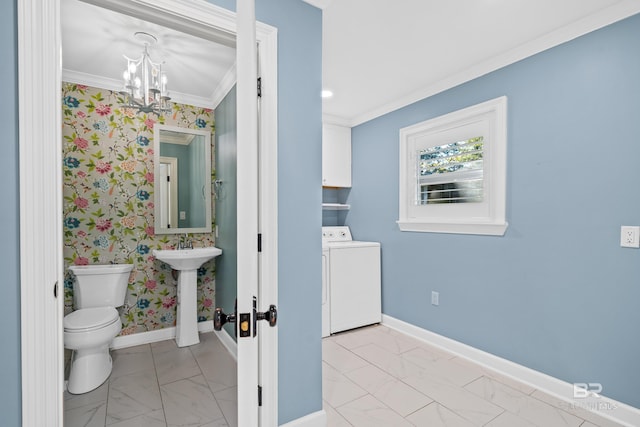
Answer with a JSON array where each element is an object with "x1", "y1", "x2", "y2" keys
[
  {"x1": 236, "y1": 1, "x2": 260, "y2": 425},
  {"x1": 19, "y1": 1, "x2": 279, "y2": 426},
  {"x1": 213, "y1": 2, "x2": 279, "y2": 425},
  {"x1": 226, "y1": 2, "x2": 280, "y2": 425},
  {"x1": 227, "y1": 4, "x2": 279, "y2": 425}
]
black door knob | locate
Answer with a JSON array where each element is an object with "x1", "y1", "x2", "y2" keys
[
  {"x1": 213, "y1": 308, "x2": 236, "y2": 331},
  {"x1": 257, "y1": 304, "x2": 277, "y2": 327}
]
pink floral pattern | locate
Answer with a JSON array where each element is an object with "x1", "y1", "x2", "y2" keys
[
  {"x1": 62, "y1": 82, "x2": 217, "y2": 335},
  {"x1": 95, "y1": 103, "x2": 112, "y2": 116},
  {"x1": 95, "y1": 161, "x2": 112, "y2": 174},
  {"x1": 74, "y1": 137, "x2": 89, "y2": 150}
]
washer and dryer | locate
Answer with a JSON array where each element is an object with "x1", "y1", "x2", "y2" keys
[{"x1": 322, "y1": 226, "x2": 381, "y2": 337}]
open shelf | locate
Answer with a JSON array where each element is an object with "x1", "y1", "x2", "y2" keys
[{"x1": 322, "y1": 203, "x2": 350, "y2": 210}]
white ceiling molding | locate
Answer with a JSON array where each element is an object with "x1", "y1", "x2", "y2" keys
[
  {"x1": 62, "y1": 69, "x2": 123, "y2": 94},
  {"x1": 79, "y1": 0, "x2": 238, "y2": 47},
  {"x1": 323, "y1": 0, "x2": 640, "y2": 127},
  {"x1": 321, "y1": 113, "x2": 352, "y2": 127},
  {"x1": 62, "y1": 68, "x2": 217, "y2": 109},
  {"x1": 210, "y1": 62, "x2": 237, "y2": 110},
  {"x1": 169, "y1": 93, "x2": 216, "y2": 110},
  {"x1": 302, "y1": 0, "x2": 333, "y2": 10},
  {"x1": 348, "y1": 1, "x2": 640, "y2": 127}
]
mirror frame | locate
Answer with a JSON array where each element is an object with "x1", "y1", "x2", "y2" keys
[{"x1": 154, "y1": 124, "x2": 212, "y2": 234}]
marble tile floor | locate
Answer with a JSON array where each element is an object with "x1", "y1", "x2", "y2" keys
[
  {"x1": 64, "y1": 331, "x2": 237, "y2": 427},
  {"x1": 64, "y1": 323, "x2": 624, "y2": 427},
  {"x1": 323, "y1": 324, "x2": 624, "y2": 427}
]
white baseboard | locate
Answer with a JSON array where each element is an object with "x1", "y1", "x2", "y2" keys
[
  {"x1": 111, "y1": 320, "x2": 215, "y2": 350},
  {"x1": 382, "y1": 314, "x2": 640, "y2": 427},
  {"x1": 279, "y1": 409, "x2": 326, "y2": 427},
  {"x1": 214, "y1": 328, "x2": 238, "y2": 361}
]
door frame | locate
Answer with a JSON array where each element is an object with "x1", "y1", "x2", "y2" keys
[
  {"x1": 17, "y1": 0, "x2": 279, "y2": 425},
  {"x1": 158, "y1": 156, "x2": 179, "y2": 229}
]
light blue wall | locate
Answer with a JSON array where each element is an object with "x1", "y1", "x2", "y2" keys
[
  {"x1": 214, "y1": 86, "x2": 238, "y2": 339},
  {"x1": 0, "y1": 0, "x2": 21, "y2": 425},
  {"x1": 187, "y1": 139, "x2": 207, "y2": 228},
  {"x1": 348, "y1": 13, "x2": 640, "y2": 408},
  {"x1": 207, "y1": 1, "x2": 323, "y2": 423}
]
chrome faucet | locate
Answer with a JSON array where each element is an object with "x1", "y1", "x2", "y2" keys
[{"x1": 178, "y1": 233, "x2": 193, "y2": 249}]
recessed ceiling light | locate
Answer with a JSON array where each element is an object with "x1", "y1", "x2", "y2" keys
[{"x1": 321, "y1": 90, "x2": 334, "y2": 98}]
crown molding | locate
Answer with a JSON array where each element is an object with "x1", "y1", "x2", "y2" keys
[
  {"x1": 302, "y1": 0, "x2": 333, "y2": 10},
  {"x1": 81, "y1": 0, "x2": 237, "y2": 47},
  {"x1": 347, "y1": 1, "x2": 640, "y2": 127},
  {"x1": 61, "y1": 69, "x2": 122, "y2": 94},
  {"x1": 321, "y1": 113, "x2": 351, "y2": 127},
  {"x1": 210, "y1": 62, "x2": 237, "y2": 110},
  {"x1": 62, "y1": 68, "x2": 216, "y2": 109}
]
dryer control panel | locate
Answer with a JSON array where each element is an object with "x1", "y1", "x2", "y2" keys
[{"x1": 322, "y1": 226, "x2": 352, "y2": 243}]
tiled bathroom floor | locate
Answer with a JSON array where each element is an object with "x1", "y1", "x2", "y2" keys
[
  {"x1": 65, "y1": 324, "x2": 623, "y2": 427},
  {"x1": 64, "y1": 331, "x2": 237, "y2": 427},
  {"x1": 322, "y1": 324, "x2": 623, "y2": 427}
]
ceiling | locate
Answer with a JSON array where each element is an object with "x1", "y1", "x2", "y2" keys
[
  {"x1": 318, "y1": 0, "x2": 640, "y2": 126},
  {"x1": 63, "y1": 0, "x2": 640, "y2": 123},
  {"x1": 61, "y1": 0, "x2": 237, "y2": 109}
]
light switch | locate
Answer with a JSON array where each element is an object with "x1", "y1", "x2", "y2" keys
[{"x1": 431, "y1": 291, "x2": 439, "y2": 306}]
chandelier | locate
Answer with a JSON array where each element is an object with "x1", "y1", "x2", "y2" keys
[{"x1": 120, "y1": 32, "x2": 171, "y2": 115}]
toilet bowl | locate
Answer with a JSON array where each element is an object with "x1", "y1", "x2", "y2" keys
[
  {"x1": 64, "y1": 264, "x2": 133, "y2": 394},
  {"x1": 65, "y1": 307, "x2": 121, "y2": 394}
]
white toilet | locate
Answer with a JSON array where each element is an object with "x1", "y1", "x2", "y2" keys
[{"x1": 64, "y1": 263, "x2": 133, "y2": 394}]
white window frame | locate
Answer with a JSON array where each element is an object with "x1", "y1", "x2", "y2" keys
[{"x1": 398, "y1": 96, "x2": 508, "y2": 236}]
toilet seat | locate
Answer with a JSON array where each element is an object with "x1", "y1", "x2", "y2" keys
[{"x1": 64, "y1": 307, "x2": 120, "y2": 332}]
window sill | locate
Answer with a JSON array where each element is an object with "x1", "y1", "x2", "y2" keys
[{"x1": 397, "y1": 220, "x2": 508, "y2": 236}]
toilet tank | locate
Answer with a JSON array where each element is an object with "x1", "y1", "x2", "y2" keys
[{"x1": 68, "y1": 264, "x2": 133, "y2": 309}]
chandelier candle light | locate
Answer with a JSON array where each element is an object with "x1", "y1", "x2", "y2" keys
[{"x1": 121, "y1": 32, "x2": 171, "y2": 115}]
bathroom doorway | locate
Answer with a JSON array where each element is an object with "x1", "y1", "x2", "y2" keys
[{"x1": 18, "y1": 0, "x2": 279, "y2": 425}]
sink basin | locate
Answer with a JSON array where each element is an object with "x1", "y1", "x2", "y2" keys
[
  {"x1": 153, "y1": 246, "x2": 222, "y2": 271},
  {"x1": 152, "y1": 246, "x2": 222, "y2": 347}
]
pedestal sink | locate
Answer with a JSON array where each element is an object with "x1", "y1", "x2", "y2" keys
[{"x1": 153, "y1": 247, "x2": 222, "y2": 347}]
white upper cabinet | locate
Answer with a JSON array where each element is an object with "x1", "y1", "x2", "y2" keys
[{"x1": 322, "y1": 123, "x2": 351, "y2": 187}]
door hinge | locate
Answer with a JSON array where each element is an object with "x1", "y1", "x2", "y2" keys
[
  {"x1": 167, "y1": 176, "x2": 170, "y2": 182},
  {"x1": 53, "y1": 281, "x2": 58, "y2": 298},
  {"x1": 257, "y1": 77, "x2": 262, "y2": 98},
  {"x1": 258, "y1": 385, "x2": 263, "y2": 407},
  {"x1": 257, "y1": 233, "x2": 262, "y2": 252}
]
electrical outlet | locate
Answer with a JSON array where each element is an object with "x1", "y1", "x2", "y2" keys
[
  {"x1": 431, "y1": 291, "x2": 439, "y2": 306},
  {"x1": 620, "y1": 226, "x2": 640, "y2": 248}
]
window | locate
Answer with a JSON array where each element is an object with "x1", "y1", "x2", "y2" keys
[
  {"x1": 398, "y1": 96, "x2": 508, "y2": 235},
  {"x1": 418, "y1": 136, "x2": 484, "y2": 204}
]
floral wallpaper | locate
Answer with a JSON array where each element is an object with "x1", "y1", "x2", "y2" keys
[{"x1": 62, "y1": 82, "x2": 217, "y2": 336}]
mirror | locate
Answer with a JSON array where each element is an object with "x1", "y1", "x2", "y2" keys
[{"x1": 154, "y1": 124, "x2": 212, "y2": 234}]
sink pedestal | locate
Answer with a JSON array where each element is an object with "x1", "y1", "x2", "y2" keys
[
  {"x1": 152, "y1": 247, "x2": 223, "y2": 348},
  {"x1": 175, "y1": 269, "x2": 199, "y2": 347}
]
